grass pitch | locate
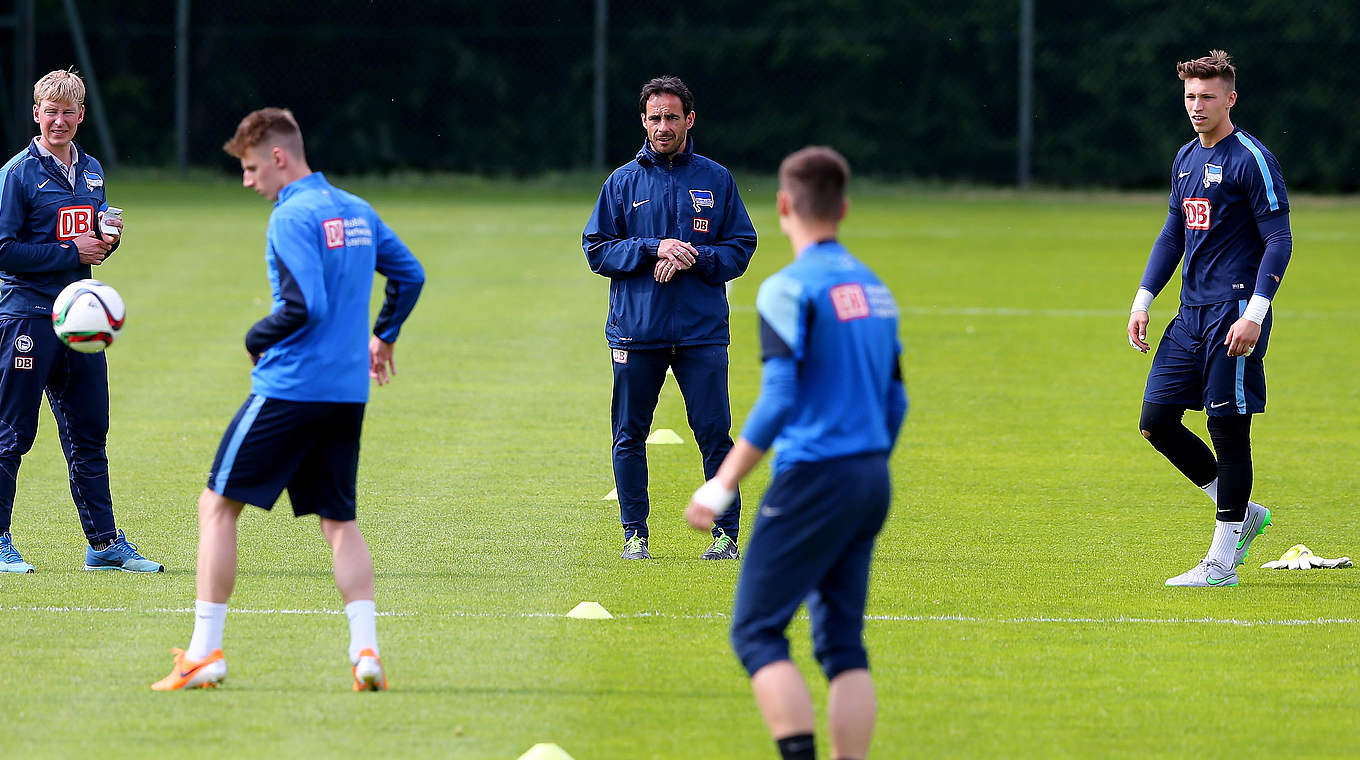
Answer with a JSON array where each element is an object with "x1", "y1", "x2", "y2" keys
[{"x1": 2, "y1": 175, "x2": 1357, "y2": 758}]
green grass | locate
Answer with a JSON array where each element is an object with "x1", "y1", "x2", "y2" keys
[{"x1": 4, "y1": 176, "x2": 1358, "y2": 758}]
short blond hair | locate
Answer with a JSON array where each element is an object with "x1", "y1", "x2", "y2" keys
[
  {"x1": 223, "y1": 107, "x2": 306, "y2": 161},
  {"x1": 33, "y1": 69, "x2": 85, "y2": 106}
]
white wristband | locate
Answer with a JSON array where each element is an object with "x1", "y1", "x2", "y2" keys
[
  {"x1": 1131, "y1": 287, "x2": 1154, "y2": 314},
  {"x1": 1242, "y1": 294, "x2": 1271, "y2": 325},
  {"x1": 692, "y1": 478, "x2": 736, "y2": 516}
]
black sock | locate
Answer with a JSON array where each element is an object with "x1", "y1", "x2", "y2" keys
[
  {"x1": 1207, "y1": 414, "x2": 1252, "y2": 522},
  {"x1": 91, "y1": 539, "x2": 111, "y2": 551},
  {"x1": 1139, "y1": 402, "x2": 1217, "y2": 486},
  {"x1": 776, "y1": 733, "x2": 815, "y2": 760}
]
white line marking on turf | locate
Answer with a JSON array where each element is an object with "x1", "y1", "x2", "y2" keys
[
  {"x1": 730, "y1": 304, "x2": 1355, "y2": 320},
  {"x1": 3, "y1": 606, "x2": 1358, "y2": 627}
]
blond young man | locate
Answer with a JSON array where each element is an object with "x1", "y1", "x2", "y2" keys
[
  {"x1": 152, "y1": 108, "x2": 424, "y2": 690},
  {"x1": 0, "y1": 69, "x2": 159, "y2": 573}
]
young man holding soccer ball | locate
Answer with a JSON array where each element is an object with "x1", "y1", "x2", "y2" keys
[{"x1": 0, "y1": 68, "x2": 160, "y2": 574}]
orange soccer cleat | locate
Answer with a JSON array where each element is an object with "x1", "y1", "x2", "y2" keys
[
  {"x1": 151, "y1": 648, "x2": 227, "y2": 691},
  {"x1": 352, "y1": 648, "x2": 387, "y2": 691}
]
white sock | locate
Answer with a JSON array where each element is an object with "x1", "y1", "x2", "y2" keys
[
  {"x1": 1206, "y1": 520, "x2": 1243, "y2": 568},
  {"x1": 1201, "y1": 479, "x2": 1219, "y2": 504},
  {"x1": 187, "y1": 600, "x2": 228, "y2": 660},
  {"x1": 346, "y1": 600, "x2": 379, "y2": 664}
]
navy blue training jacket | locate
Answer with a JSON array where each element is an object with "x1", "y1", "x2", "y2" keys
[
  {"x1": 0, "y1": 139, "x2": 116, "y2": 319},
  {"x1": 582, "y1": 139, "x2": 756, "y2": 349}
]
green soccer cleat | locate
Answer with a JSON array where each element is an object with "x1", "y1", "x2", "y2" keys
[
  {"x1": 621, "y1": 534, "x2": 650, "y2": 560},
  {"x1": 1232, "y1": 502, "x2": 1271, "y2": 568},
  {"x1": 1166, "y1": 559, "x2": 1238, "y2": 587},
  {"x1": 700, "y1": 528, "x2": 740, "y2": 560}
]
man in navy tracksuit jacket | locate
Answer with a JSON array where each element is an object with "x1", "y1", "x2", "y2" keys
[
  {"x1": 582, "y1": 76, "x2": 757, "y2": 560},
  {"x1": 0, "y1": 69, "x2": 161, "y2": 573}
]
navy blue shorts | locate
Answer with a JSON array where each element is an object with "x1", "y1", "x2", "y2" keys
[
  {"x1": 1145, "y1": 300, "x2": 1271, "y2": 416},
  {"x1": 207, "y1": 394, "x2": 365, "y2": 520},
  {"x1": 730, "y1": 452, "x2": 890, "y2": 681}
]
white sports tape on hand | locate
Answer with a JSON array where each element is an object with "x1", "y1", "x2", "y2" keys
[
  {"x1": 1131, "y1": 287, "x2": 1154, "y2": 314},
  {"x1": 692, "y1": 478, "x2": 736, "y2": 516}
]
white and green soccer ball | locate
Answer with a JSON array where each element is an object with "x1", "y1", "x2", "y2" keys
[{"x1": 51, "y1": 279, "x2": 126, "y2": 353}]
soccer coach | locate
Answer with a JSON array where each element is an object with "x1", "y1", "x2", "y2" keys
[{"x1": 583, "y1": 76, "x2": 757, "y2": 561}]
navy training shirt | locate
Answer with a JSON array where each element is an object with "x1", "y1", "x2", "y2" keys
[{"x1": 1153, "y1": 129, "x2": 1289, "y2": 306}]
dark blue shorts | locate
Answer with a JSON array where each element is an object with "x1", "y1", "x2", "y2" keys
[
  {"x1": 207, "y1": 394, "x2": 365, "y2": 520},
  {"x1": 1145, "y1": 300, "x2": 1271, "y2": 416},
  {"x1": 730, "y1": 452, "x2": 890, "y2": 681}
]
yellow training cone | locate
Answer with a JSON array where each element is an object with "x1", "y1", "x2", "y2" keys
[
  {"x1": 646, "y1": 428, "x2": 683, "y2": 444},
  {"x1": 566, "y1": 601, "x2": 613, "y2": 619},
  {"x1": 517, "y1": 743, "x2": 575, "y2": 760},
  {"x1": 602, "y1": 488, "x2": 618, "y2": 500}
]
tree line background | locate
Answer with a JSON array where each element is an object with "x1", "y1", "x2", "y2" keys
[{"x1": 7, "y1": 0, "x2": 1358, "y2": 190}]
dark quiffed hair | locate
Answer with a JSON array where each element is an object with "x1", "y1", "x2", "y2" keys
[
  {"x1": 638, "y1": 76, "x2": 694, "y2": 114},
  {"x1": 779, "y1": 146, "x2": 851, "y2": 222},
  {"x1": 1177, "y1": 49, "x2": 1236, "y2": 91}
]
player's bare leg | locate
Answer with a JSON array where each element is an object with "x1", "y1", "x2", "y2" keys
[
  {"x1": 827, "y1": 668, "x2": 875, "y2": 759},
  {"x1": 751, "y1": 661, "x2": 816, "y2": 754},
  {"x1": 196, "y1": 488, "x2": 243, "y2": 603},
  {"x1": 150, "y1": 489, "x2": 239, "y2": 690},
  {"x1": 321, "y1": 518, "x2": 385, "y2": 690}
]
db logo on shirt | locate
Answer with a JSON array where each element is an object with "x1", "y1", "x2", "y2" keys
[
  {"x1": 57, "y1": 205, "x2": 95, "y2": 240},
  {"x1": 1182, "y1": 198, "x2": 1212, "y2": 231},
  {"x1": 830, "y1": 283, "x2": 871, "y2": 322},
  {"x1": 323, "y1": 218, "x2": 345, "y2": 249}
]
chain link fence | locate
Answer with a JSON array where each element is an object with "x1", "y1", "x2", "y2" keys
[{"x1": 7, "y1": 0, "x2": 1357, "y2": 190}]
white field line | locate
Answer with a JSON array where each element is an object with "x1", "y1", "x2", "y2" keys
[
  {"x1": 1, "y1": 605, "x2": 1357, "y2": 627},
  {"x1": 730, "y1": 304, "x2": 1354, "y2": 320}
]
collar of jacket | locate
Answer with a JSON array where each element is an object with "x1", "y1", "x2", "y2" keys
[
  {"x1": 636, "y1": 136, "x2": 696, "y2": 167},
  {"x1": 276, "y1": 171, "x2": 329, "y2": 206},
  {"x1": 27, "y1": 138, "x2": 89, "y2": 175}
]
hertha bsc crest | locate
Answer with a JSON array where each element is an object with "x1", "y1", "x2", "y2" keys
[
  {"x1": 689, "y1": 189, "x2": 714, "y2": 213},
  {"x1": 1203, "y1": 163, "x2": 1223, "y2": 188}
]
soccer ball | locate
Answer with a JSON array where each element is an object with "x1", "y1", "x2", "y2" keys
[{"x1": 51, "y1": 279, "x2": 126, "y2": 353}]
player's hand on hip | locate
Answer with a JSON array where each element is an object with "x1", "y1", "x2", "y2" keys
[
  {"x1": 74, "y1": 232, "x2": 111, "y2": 264},
  {"x1": 657, "y1": 238, "x2": 697, "y2": 269},
  {"x1": 1127, "y1": 311, "x2": 1150, "y2": 353},
  {"x1": 685, "y1": 501, "x2": 716, "y2": 532},
  {"x1": 369, "y1": 335, "x2": 396, "y2": 385},
  {"x1": 1224, "y1": 317, "x2": 1262, "y2": 357}
]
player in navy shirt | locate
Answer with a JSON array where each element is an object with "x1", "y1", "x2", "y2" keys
[
  {"x1": 0, "y1": 69, "x2": 162, "y2": 574},
  {"x1": 154, "y1": 108, "x2": 424, "y2": 691},
  {"x1": 1127, "y1": 51, "x2": 1292, "y2": 588},
  {"x1": 687, "y1": 147, "x2": 906, "y2": 760}
]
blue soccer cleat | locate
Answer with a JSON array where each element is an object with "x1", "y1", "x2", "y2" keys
[
  {"x1": 0, "y1": 532, "x2": 35, "y2": 573},
  {"x1": 84, "y1": 529, "x2": 164, "y2": 573}
]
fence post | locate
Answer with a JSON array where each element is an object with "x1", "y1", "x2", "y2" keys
[{"x1": 1017, "y1": 0, "x2": 1034, "y2": 189}]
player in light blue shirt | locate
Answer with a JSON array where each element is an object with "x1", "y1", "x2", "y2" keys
[
  {"x1": 154, "y1": 108, "x2": 423, "y2": 692},
  {"x1": 686, "y1": 147, "x2": 906, "y2": 760}
]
